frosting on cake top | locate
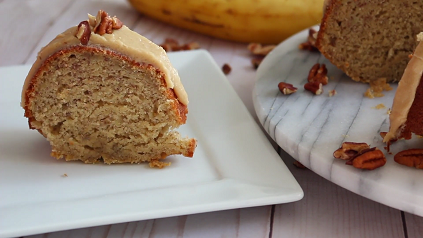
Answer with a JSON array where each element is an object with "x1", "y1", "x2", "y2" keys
[{"x1": 21, "y1": 10, "x2": 188, "y2": 107}]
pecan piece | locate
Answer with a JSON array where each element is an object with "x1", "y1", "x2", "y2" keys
[
  {"x1": 75, "y1": 21, "x2": 91, "y2": 45},
  {"x1": 328, "y1": 89, "x2": 337, "y2": 97},
  {"x1": 334, "y1": 142, "x2": 370, "y2": 160},
  {"x1": 247, "y1": 43, "x2": 276, "y2": 56},
  {"x1": 304, "y1": 82, "x2": 323, "y2": 95},
  {"x1": 111, "y1": 16, "x2": 123, "y2": 29},
  {"x1": 160, "y1": 38, "x2": 200, "y2": 52},
  {"x1": 394, "y1": 149, "x2": 423, "y2": 169},
  {"x1": 251, "y1": 57, "x2": 264, "y2": 69},
  {"x1": 308, "y1": 63, "x2": 328, "y2": 85},
  {"x1": 222, "y1": 63, "x2": 232, "y2": 75},
  {"x1": 352, "y1": 148, "x2": 386, "y2": 170},
  {"x1": 278, "y1": 82, "x2": 297, "y2": 95},
  {"x1": 181, "y1": 42, "x2": 200, "y2": 51},
  {"x1": 93, "y1": 10, "x2": 123, "y2": 35},
  {"x1": 299, "y1": 28, "x2": 319, "y2": 51}
]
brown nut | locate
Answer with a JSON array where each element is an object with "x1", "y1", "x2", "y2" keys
[
  {"x1": 181, "y1": 42, "x2": 200, "y2": 50},
  {"x1": 304, "y1": 82, "x2": 323, "y2": 95},
  {"x1": 76, "y1": 21, "x2": 91, "y2": 45},
  {"x1": 299, "y1": 28, "x2": 319, "y2": 51},
  {"x1": 93, "y1": 10, "x2": 123, "y2": 35},
  {"x1": 111, "y1": 16, "x2": 123, "y2": 29},
  {"x1": 251, "y1": 57, "x2": 264, "y2": 69},
  {"x1": 308, "y1": 63, "x2": 328, "y2": 85},
  {"x1": 352, "y1": 148, "x2": 386, "y2": 170},
  {"x1": 328, "y1": 89, "x2": 337, "y2": 97},
  {"x1": 247, "y1": 43, "x2": 276, "y2": 56},
  {"x1": 222, "y1": 63, "x2": 232, "y2": 75},
  {"x1": 394, "y1": 149, "x2": 423, "y2": 169},
  {"x1": 93, "y1": 10, "x2": 108, "y2": 35},
  {"x1": 278, "y1": 82, "x2": 297, "y2": 95},
  {"x1": 333, "y1": 142, "x2": 370, "y2": 160}
]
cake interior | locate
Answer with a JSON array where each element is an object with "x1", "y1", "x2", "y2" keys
[
  {"x1": 317, "y1": 0, "x2": 423, "y2": 83},
  {"x1": 26, "y1": 46, "x2": 194, "y2": 164}
]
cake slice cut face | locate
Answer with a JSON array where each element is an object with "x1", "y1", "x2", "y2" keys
[
  {"x1": 383, "y1": 33, "x2": 423, "y2": 144},
  {"x1": 316, "y1": 0, "x2": 423, "y2": 83},
  {"x1": 22, "y1": 11, "x2": 196, "y2": 165}
]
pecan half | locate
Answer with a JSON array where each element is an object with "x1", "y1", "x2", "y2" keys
[
  {"x1": 328, "y1": 89, "x2": 337, "y2": 97},
  {"x1": 222, "y1": 63, "x2": 232, "y2": 75},
  {"x1": 160, "y1": 38, "x2": 200, "y2": 52},
  {"x1": 308, "y1": 63, "x2": 328, "y2": 85},
  {"x1": 251, "y1": 57, "x2": 264, "y2": 69},
  {"x1": 111, "y1": 16, "x2": 123, "y2": 29},
  {"x1": 304, "y1": 82, "x2": 323, "y2": 95},
  {"x1": 334, "y1": 142, "x2": 370, "y2": 160},
  {"x1": 76, "y1": 21, "x2": 91, "y2": 45},
  {"x1": 352, "y1": 148, "x2": 386, "y2": 170},
  {"x1": 247, "y1": 43, "x2": 276, "y2": 56},
  {"x1": 93, "y1": 10, "x2": 123, "y2": 35},
  {"x1": 278, "y1": 82, "x2": 297, "y2": 95},
  {"x1": 394, "y1": 149, "x2": 423, "y2": 169},
  {"x1": 298, "y1": 28, "x2": 319, "y2": 51}
]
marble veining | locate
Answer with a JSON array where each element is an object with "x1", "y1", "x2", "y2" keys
[{"x1": 253, "y1": 28, "x2": 423, "y2": 216}]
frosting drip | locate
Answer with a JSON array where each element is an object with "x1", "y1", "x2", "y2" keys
[{"x1": 384, "y1": 34, "x2": 423, "y2": 142}]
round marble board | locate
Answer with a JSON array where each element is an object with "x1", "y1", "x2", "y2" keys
[{"x1": 253, "y1": 26, "x2": 423, "y2": 216}]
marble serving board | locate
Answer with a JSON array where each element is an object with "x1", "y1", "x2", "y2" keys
[{"x1": 253, "y1": 27, "x2": 423, "y2": 216}]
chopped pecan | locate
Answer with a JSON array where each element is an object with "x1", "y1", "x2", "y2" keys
[
  {"x1": 299, "y1": 28, "x2": 319, "y2": 51},
  {"x1": 352, "y1": 148, "x2": 386, "y2": 170},
  {"x1": 111, "y1": 16, "x2": 123, "y2": 29},
  {"x1": 278, "y1": 82, "x2": 297, "y2": 95},
  {"x1": 308, "y1": 63, "x2": 328, "y2": 85},
  {"x1": 394, "y1": 149, "x2": 423, "y2": 169},
  {"x1": 160, "y1": 38, "x2": 200, "y2": 52},
  {"x1": 247, "y1": 43, "x2": 276, "y2": 56},
  {"x1": 251, "y1": 57, "x2": 264, "y2": 69},
  {"x1": 334, "y1": 142, "x2": 370, "y2": 160},
  {"x1": 181, "y1": 42, "x2": 200, "y2": 50},
  {"x1": 222, "y1": 63, "x2": 232, "y2": 75},
  {"x1": 93, "y1": 10, "x2": 123, "y2": 35},
  {"x1": 75, "y1": 21, "x2": 91, "y2": 45},
  {"x1": 304, "y1": 82, "x2": 323, "y2": 95},
  {"x1": 328, "y1": 89, "x2": 337, "y2": 97}
]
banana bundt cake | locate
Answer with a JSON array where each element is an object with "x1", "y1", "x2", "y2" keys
[{"x1": 21, "y1": 10, "x2": 196, "y2": 166}]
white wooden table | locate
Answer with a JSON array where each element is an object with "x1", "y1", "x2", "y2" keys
[{"x1": 2, "y1": 0, "x2": 422, "y2": 237}]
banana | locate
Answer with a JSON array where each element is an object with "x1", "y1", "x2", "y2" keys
[{"x1": 127, "y1": 0, "x2": 324, "y2": 44}]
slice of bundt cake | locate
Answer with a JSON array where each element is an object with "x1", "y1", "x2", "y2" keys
[
  {"x1": 383, "y1": 33, "x2": 423, "y2": 144},
  {"x1": 21, "y1": 10, "x2": 196, "y2": 166},
  {"x1": 316, "y1": 0, "x2": 423, "y2": 83}
]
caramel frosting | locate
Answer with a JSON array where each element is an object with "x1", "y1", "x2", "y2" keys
[
  {"x1": 21, "y1": 12, "x2": 188, "y2": 107},
  {"x1": 383, "y1": 33, "x2": 423, "y2": 143}
]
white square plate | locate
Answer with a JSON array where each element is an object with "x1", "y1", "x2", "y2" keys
[{"x1": 0, "y1": 50, "x2": 303, "y2": 238}]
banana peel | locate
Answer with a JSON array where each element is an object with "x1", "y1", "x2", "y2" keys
[{"x1": 128, "y1": 0, "x2": 324, "y2": 44}]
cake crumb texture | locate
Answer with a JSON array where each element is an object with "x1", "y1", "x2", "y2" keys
[
  {"x1": 24, "y1": 46, "x2": 196, "y2": 164},
  {"x1": 317, "y1": 0, "x2": 423, "y2": 83}
]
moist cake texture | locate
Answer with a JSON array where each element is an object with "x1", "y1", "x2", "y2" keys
[
  {"x1": 22, "y1": 11, "x2": 196, "y2": 165},
  {"x1": 316, "y1": 0, "x2": 423, "y2": 83}
]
